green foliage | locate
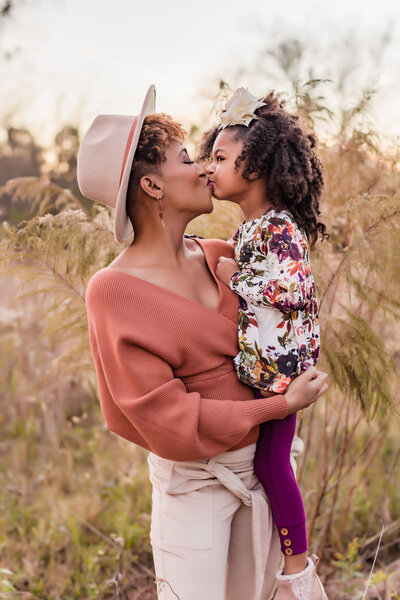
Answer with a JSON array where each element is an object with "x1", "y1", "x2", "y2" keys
[{"x1": 333, "y1": 537, "x2": 363, "y2": 578}]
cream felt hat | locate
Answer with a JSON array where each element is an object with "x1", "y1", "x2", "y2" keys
[{"x1": 77, "y1": 84, "x2": 156, "y2": 243}]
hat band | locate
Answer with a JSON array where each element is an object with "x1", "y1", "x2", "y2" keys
[{"x1": 119, "y1": 116, "x2": 139, "y2": 186}]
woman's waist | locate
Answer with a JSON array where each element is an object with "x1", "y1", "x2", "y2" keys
[{"x1": 148, "y1": 441, "x2": 257, "y2": 472}]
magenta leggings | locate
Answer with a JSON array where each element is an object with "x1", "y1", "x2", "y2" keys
[{"x1": 253, "y1": 389, "x2": 308, "y2": 556}]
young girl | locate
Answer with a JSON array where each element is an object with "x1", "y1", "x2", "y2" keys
[{"x1": 199, "y1": 88, "x2": 329, "y2": 600}]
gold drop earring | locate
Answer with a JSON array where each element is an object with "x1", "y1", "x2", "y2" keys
[{"x1": 157, "y1": 194, "x2": 165, "y2": 229}]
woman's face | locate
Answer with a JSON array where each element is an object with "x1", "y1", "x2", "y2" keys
[
  {"x1": 206, "y1": 128, "x2": 250, "y2": 202},
  {"x1": 160, "y1": 141, "x2": 213, "y2": 217}
]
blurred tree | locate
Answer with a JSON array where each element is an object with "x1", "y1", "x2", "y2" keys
[
  {"x1": 2, "y1": 126, "x2": 43, "y2": 180},
  {"x1": 0, "y1": 124, "x2": 92, "y2": 224},
  {"x1": 51, "y1": 125, "x2": 79, "y2": 188},
  {"x1": 0, "y1": 0, "x2": 23, "y2": 59},
  {"x1": 48, "y1": 124, "x2": 92, "y2": 213},
  {"x1": 0, "y1": 126, "x2": 44, "y2": 223},
  {"x1": 0, "y1": 1, "x2": 12, "y2": 18}
]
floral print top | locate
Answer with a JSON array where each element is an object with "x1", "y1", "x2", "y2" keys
[{"x1": 229, "y1": 208, "x2": 320, "y2": 393}]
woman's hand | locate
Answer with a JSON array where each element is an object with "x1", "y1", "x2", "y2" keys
[
  {"x1": 216, "y1": 256, "x2": 240, "y2": 287},
  {"x1": 284, "y1": 366, "x2": 328, "y2": 415}
]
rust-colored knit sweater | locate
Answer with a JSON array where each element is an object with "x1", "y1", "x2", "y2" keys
[{"x1": 85, "y1": 237, "x2": 288, "y2": 461}]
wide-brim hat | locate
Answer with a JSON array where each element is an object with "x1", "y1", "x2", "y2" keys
[{"x1": 77, "y1": 84, "x2": 156, "y2": 243}]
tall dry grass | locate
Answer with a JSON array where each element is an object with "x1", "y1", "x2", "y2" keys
[{"x1": 0, "y1": 79, "x2": 400, "y2": 599}]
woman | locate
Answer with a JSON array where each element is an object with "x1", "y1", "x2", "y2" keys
[{"x1": 77, "y1": 85, "x2": 328, "y2": 600}]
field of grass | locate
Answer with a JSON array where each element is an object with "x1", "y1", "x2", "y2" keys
[
  {"x1": 0, "y1": 221, "x2": 399, "y2": 599},
  {"x1": 0, "y1": 278, "x2": 154, "y2": 598},
  {"x1": 1, "y1": 81, "x2": 400, "y2": 599}
]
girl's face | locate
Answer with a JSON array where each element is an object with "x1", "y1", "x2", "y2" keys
[
  {"x1": 159, "y1": 141, "x2": 213, "y2": 217},
  {"x1": 206, "y1": 128, "x2": 250, "y2": 202}
]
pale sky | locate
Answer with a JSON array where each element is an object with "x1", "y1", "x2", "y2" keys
[{"x1": 1, "y1": 0, "x2": 400, "y2": 146}]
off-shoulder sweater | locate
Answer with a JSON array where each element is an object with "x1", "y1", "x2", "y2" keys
[{"x1": 84, "y1": 237, "x2": 288, "y2": 461}]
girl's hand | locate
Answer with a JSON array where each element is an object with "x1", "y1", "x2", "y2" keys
[
  {"x1": 216, "y1": 256, "x2": 240, "y2": 287},
  {"x1": 284, "y1": 366, "x2": 328, "y2": 415}
]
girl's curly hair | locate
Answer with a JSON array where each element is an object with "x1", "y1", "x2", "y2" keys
[{"x1": 198, "y1": 92, "x2": 328, "y2": 248}]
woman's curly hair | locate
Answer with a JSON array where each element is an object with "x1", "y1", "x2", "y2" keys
[
  {"x1": 199, "y1": 92, "x2": 328, "y2": 248},
  {"x1": 126, "y1": 114, "x2": 186, "y2": 223}
]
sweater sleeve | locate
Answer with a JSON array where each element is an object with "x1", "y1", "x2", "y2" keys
[
  {"x1": 229, "y1": 218, "x2": 308, "y2": 313},
  {"x1": 86, "y1": 275, "x2": 288, "y2": 461}
]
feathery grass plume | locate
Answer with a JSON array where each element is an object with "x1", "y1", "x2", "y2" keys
[
  {"x1": 323, "y1": 311, "x2": 396, "y2": 419},
  {"x1": 292, "y1": 79, "x2": 335, "y2": 129},
  {"x1": 0, "y1": 201, "x2": 124, "y2": 382},
  {"x1": 315, "y1": 192, "x2": 400, "y2": 420},
  {"x1": 0, "y1": 176, "x2": 87, "y2": 219}
]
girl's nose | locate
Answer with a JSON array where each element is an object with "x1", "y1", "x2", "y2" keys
[{"x1": 207, "y1": 163, "x2": 214, "y2": 175}]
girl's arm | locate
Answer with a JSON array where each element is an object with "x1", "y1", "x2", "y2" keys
[{"x1": 229, "y1": 269, "x2": 306, "y2": 312}]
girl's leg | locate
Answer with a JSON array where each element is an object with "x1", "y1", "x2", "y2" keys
[{"x1": 253, "y1": 394, "x2": 308, "y2": 571}]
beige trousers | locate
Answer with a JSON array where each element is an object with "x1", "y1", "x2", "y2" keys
[{"x1": 147, "y1": 438, "x2": 304, "y2": 600}]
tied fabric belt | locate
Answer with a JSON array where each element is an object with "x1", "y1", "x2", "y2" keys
[{"x1": 147, "y1": 438, "x2": 304, "y2": 600}]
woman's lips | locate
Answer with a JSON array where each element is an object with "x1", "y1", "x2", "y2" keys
[{"x1": 207, "y1": 179, "x2": 214, "y2": 188}]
